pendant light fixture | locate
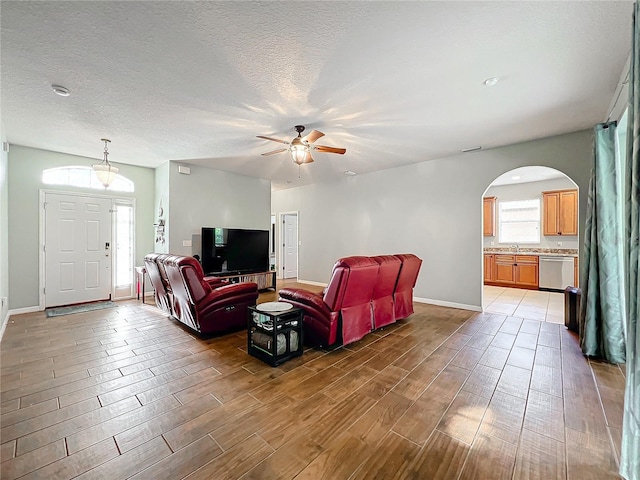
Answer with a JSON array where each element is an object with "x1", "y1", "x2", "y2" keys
[{"x1": 93, "y1": 138, "x2": 119, "y2": 188}]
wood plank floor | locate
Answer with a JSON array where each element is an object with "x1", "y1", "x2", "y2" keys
[{"x1": 0, "y1": 281, "x2": 625, "y2": 479}]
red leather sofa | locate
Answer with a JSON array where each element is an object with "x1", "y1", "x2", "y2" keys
[
  {"x1": 371, "y1": 255, "x2": 403, "y2": 329},
  {"x1": 278, "y1": 254, "x2": 421, "y2": 349},
  {"x1": 144, "y1": 254, "x2": 258, "y2": 335},
  {"x1": 393, "y1": 254, "x2": 423, "y2": 319}
]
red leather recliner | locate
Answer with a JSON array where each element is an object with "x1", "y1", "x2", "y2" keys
[
  {"x1": 164, "y1": 255, "x2": 258, "y2": 335},
  {"x1": 393, "y1": 254, "x2": 423, "y2": 319},
  {"x1": 144, "y1": 253, "x2": 172, "y2": 315},
  {"x1": 279, "y1": 256, "x2": 380, "y2": 348},
  {"x1": 371, "y1": 255, "x2": 403, "y2": 329}
]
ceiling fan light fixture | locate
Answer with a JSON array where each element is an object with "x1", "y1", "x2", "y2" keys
[
  {"x1": 290, "y1": 138, "x2": 311, "y2": 165},
  {"x1": 92, "y1": 138, "x2": 119, "y2": 188}
]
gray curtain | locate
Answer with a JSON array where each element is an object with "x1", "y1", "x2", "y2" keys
[
  {"x1": 621, "y1": 3, "x2": 640, "y2": 479},
  {"x1": 579, "y1": 122, "x2": 626, "y2": 364}
]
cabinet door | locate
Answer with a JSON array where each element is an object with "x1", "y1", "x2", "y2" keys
[
  {"x1": 516, "y1": 263, "x2": 539, "y2": 288},
  {"x1": 559, "y1": 190, "x2": 578, "y2": 235},
  {"x1": 494, "y1": 255, "x2": 515, "y2": 284},
  {"x1": 484, "y1": 254, "x2": 494, "y2": 282},
  {"x1": 543, "y1": 192, "x2": 560, "y2": 236},
  {"x1": 543, "y1": 189, "x2": 577, "y2": 236},
  {"x1": 483, "y1": 197, "x2": 496, "y2": 237}
]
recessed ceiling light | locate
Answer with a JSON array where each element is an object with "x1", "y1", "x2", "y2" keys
[
  {"x1": 511, "y1": 175, "x2": 521, "y2": 180},
  {"x1": 51, "y1": 84, "x2": 70, "y2": 96},
  {"x1": 483, "y1": 77, "x2": 499, "y2": 86},
  {"x1": 343, "y1": 170, "x2": 357, "y2": 176},
  {"x1": 461, "y1": 146, "x2": 482, "y2": 153}
]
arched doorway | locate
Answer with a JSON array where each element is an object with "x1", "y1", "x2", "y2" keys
[{"x1": 481, "y1": 166, "x2": 579, "y2": 322}]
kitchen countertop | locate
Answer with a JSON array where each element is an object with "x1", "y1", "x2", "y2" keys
[{"x1": 484, "y1": 248, "x2": 578, "y2": 258}]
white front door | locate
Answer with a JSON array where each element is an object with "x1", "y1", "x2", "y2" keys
[
  {"x1": 283, "y1": 213, "x2": 298, "y2": 279},
  {"x1": 44, "y1": 192, "x2": 112, "y2": 307}
]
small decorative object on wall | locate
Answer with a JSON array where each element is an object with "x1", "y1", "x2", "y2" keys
[{"x1": 155, "y1": 199, "x2": 165, "y2": 245}]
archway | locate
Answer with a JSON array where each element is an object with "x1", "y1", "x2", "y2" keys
[{"x1": 481, "y1": 166, "x2": 579, "y2": 321}]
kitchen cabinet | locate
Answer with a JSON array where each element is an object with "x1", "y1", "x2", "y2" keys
[
  {"x1": 483, "y1": 197, "x2": 496, "y2": 236},
  {"x1": 487, "y1": 254, "x2": 539, "y2": 289},
  {"x1": 515, "y1": 255, "x2": 539, "y2": 288},
  {"x1": 543, "y1": 189, "x2": 577, "y2": 236},
  {"x1": 484, "y1": 254, "x2": 495, "y2": 282},
  {"x1": 494, "y1": 255, "x2": 516, "y2": 285}
]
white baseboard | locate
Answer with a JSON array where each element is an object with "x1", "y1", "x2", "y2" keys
[
  {"x1": 296, "y1": 279, "x2": 328, "y2": 287},
  {"x1": 414, "y1": 297, "x2": 482, "y2": 312},
  {"x1": 8, "y1": 306, "x2": 41, "y2": 315}
]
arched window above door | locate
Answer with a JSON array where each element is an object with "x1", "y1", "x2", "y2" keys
[{"x1": 42, "y1": 166, "x2": 134, "y2": 192}]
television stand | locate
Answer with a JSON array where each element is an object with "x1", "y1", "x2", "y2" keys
[{"x1": 212, "y1": 271, "x2": 276, "y2": 291}]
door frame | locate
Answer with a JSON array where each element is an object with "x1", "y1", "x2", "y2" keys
[
  {"x1": 277, "y1": 210, "x2": 299, "y2": 280},
  {"x1": 39, "y1": 189, "x2": 136, "y2": 310}
]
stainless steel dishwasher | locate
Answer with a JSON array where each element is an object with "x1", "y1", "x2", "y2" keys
[{"x1": 539, "y1": 256, "x2": 575, "y2": 291}]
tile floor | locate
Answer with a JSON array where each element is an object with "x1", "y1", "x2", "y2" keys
[{"x1": 483, "y1": 285, "x2": 565, "y2": 324}]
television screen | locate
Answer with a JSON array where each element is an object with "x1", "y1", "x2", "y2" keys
[{"x1": 201, "y1": 227, "x2": 269, "y2": 275}]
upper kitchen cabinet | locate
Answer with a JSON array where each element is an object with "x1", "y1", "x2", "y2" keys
[
  {"x1": 483, "y1": 196, "x2": 496, "y2": 236},
  {"x1": 542, "y1": 189, "x2": 577, "y2": 236}
]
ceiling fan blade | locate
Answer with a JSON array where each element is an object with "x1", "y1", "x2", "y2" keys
[
  {"x1": 314, "y1": 145, "x2": 346, "y2": 155},
  {"x1": 256, "y1": 135, "x2": 289, "y2": 145},
  {"x1": 302, "y1": 130, "x2": 324, "y2": 143},
  {"x1": 261, "y1": 148, "x2": 288, "y2": 156}
]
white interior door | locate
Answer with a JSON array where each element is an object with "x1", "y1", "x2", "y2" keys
[
  {"x1": 44, "y1": 192, "x2": 112, "y2": 307},
  {"x1": 283, "y1": 213, "x2": 298, "y2": 279}
]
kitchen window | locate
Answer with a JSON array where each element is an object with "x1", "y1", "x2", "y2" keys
[{"x1": 498, "y1": 199, "x2": 540, "y2": 244}]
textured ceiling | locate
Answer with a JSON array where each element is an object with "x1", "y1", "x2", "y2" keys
[{"x1": 0, "y1": 1, "x2": 633, "y2": 189}]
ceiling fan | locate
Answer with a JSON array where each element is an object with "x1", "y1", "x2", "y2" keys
[{"x1": 257, "y1": 125, "x2": 346, "y2": 165}]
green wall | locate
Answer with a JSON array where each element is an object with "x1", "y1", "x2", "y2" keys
[
  {"x1": 7, "y1": 145, "x2": 155, "y2": 309},
  {"x1": 0, "y1": 125, "x2": 8, "y2": 326}
]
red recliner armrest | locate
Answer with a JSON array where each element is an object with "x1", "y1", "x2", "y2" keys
[
  {"x1": 279, "y1": 288, "x2": 332, "y2": 316},
  {"x1": 207, "y1": 282, "x2": 258, "y2": 303},
  {"x1": 204, "y1": 276, "x2": 228, "y2": 287}
]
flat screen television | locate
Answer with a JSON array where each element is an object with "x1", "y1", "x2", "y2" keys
[{"x1": 201, "y1": 227, "x2": 269, "y2": 275}]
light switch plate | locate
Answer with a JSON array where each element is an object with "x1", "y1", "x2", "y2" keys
[{"x1": 183, "y1": 240, "x2": 192, "y2": 247}]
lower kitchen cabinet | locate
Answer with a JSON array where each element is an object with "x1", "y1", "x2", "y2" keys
[
  {"x1": 494, "y1": 255, "x2": 516, "y2": 285},
  {"x1": 484, "y1": 254, "x2": 495, "y2": 282},
  {"x1": 515, "y1": 256, "x2": 539, "y2": 288},
  {"x1": 485, "y1": 254, "x2": 539, "y2": 289}
]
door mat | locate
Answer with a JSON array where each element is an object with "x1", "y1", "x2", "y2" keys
[{"x1": 45, "y1": 301, "x2": 117, "y2": 317}]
